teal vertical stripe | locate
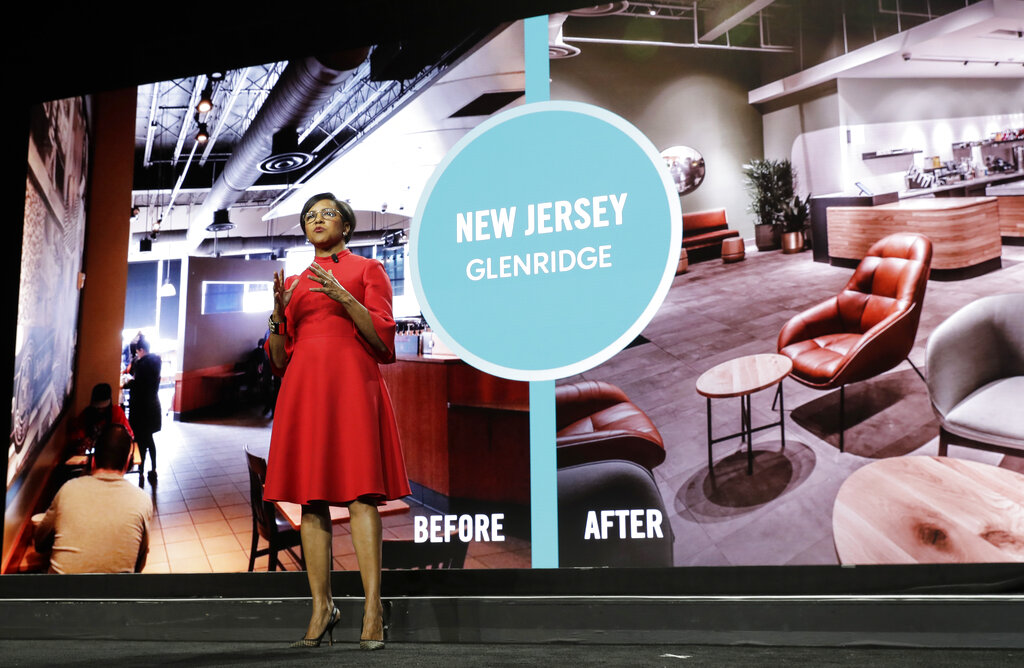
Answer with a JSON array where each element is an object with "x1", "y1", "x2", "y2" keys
[
  {"x1": 525, "y1": 15, "x2": 558, "y2": 569},
  {"x1": 529, "y1": 379, "x2": 558, "y2": 568},
  {"x1": 524, "y1": 16, "x2": 550, "y2": 104}
]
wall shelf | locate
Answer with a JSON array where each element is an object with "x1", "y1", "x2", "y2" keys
[{"x1": 861, "y1": 150, "x2": 921, "y2": 161}]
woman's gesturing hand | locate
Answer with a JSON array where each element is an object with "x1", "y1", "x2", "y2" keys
[
  {"x1": 306, "y1": 262, "x2": 354, "y2": 306},
  {"x1": 273, "y1": 269, "x2": 299, "y2": 316}
]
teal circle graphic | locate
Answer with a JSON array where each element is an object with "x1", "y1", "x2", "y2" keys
[{"x1": 410, "y1": 101, "x2": 681, "y2": 381}]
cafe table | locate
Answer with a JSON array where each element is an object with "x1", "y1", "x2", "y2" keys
[{"x1": 833, "y1": 456, "x2": 1024, "y2": 564}]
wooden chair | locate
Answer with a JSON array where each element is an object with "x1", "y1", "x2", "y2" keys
[
  {"x1": 244, "y1": 448, "x2": 304, "y2": 571},
  {"x1": 65, "y1": 441, "x2": 143, "y2": 486},
  {"x1": 125, "y1": 441, "x2": 144, "y2": 487}
]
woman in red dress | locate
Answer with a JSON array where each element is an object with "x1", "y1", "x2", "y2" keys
[{"x1": 265, "y1": 192, "x2": 409, "y2": 650}]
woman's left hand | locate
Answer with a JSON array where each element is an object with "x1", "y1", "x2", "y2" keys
[{"x1": 307, "y1": 262, "x2": 354, "y2": 306}]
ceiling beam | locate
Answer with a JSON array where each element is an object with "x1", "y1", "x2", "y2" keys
[{"x1": 700, "y1": 0, "x2": 777, "y2": 42}]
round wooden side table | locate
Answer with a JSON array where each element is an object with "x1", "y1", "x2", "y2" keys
[{"x1": 696, "y1": 353, "x2": 792, "y2": 475}]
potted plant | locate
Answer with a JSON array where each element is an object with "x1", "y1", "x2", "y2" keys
[
  {"x1": 781, "y1": 193, "x2": 810, "y2": 254},
  {"x1": 742, "y1": 158, "x2": 794, "y2": 251}
]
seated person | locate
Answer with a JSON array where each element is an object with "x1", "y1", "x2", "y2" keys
[
  {"x1": 35, "y1": 424, "x2": 153, "y2": 574},
  {"x1": 67, "y1": 383, "x2": 133, "y2": 461}
]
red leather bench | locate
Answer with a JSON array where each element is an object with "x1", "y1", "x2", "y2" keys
[{"x1": 682, "y1": 207, "x2": 739, "y2": 258}]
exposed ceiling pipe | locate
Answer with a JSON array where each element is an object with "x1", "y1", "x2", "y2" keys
[
  {"x1": 195, "y1": 234, "x2": 307, "y2": 257},
  {"x1": 193, "y1": 229, "x2": 394, "y2": 256},
  {"x1": 137, "y1": 227, "x2": 394, "y2": 257},
  {"x1": 134, "y1": 229, "x2": 306, "y2": 255},
  {"x1": 162, "y1": 142, "x2": 200, "y2": 223},
  {"x1": 185, "y1": 48, "x2": 370, "y2": 252}
]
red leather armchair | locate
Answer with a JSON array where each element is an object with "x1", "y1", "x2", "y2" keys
[
  {"x1": 777, "y1": 232, "x2": 932, "y2": 451},
  {"x1": 555, "y1": 381, "x2": 666, "y2": 471}
]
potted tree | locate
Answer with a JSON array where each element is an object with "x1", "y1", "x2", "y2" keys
[
  {"x1": 781, "y1": 193, "x2": 810, "y2": 254},
  {"x1": 742, "y1": 159, "x2": 794, "y2": 251}
]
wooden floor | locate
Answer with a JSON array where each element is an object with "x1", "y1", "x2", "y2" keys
[{"x1": 562, "y1": 243, "x2": 1024, "y2": 567}]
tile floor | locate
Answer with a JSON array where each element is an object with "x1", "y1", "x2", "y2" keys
[
  {"x1": 141, "y1": 396, "x2": 531, "y2": 573},
  {"x1": 562, "y1": 242, "x2": 1024, "y2": 567}
]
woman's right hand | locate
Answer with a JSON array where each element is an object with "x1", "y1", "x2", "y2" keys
[{"x1": 273, "y1": 270, "x2": 299, "y2": 318}]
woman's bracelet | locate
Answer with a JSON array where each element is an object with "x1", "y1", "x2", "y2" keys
[{"x1": 268, "y1": 316, "x2": 286, "y2": 335}]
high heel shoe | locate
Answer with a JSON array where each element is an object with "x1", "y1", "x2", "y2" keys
[
  {"x1": 290, "y1": 606, "x2": 340, "y2": 648},
  {"x1": 359, "y1": 600, "x2": 390, "y2": 651}
]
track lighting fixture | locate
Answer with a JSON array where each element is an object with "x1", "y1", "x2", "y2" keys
[
  {"x1": 197, "y1": 81, "x2": 214, "y2": 113},
  {"x1": 902, "y1": 54, "x2": 1019, "y2": 67},
  {"x1": 196, "y1": 122, "x2": 209, "y2": 144}
]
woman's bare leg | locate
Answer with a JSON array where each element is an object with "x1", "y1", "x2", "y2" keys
[
  {"x1": 300, "y1": 502, "x2": 335, "y2": 639},
  {"x1": 348, "y1": 499, "x2": 383, "y2": 641}
]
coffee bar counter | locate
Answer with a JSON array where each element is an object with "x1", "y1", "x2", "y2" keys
[
  {"x1": 826, "y1": 196, "x2": 1001, "y2": 272},
  {"x1": 899, "y1": 170, "x2": 1024, "y2": 199},
  {"x1": 378, "y1": 352, "x2": 530, "y2": 510}
]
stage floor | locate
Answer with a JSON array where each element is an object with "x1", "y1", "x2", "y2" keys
[{"x1": 2, "y1": 639, "x2": 1022, "y2": 667}]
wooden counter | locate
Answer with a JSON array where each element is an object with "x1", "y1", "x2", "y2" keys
[
  {"x1": 379, "y1": 354, "x2": 530, "y2": 507},
  {"x1": 985, "y1": 182, "x2": 1024, "y2": 238},
  {"x1": 997, "y1": 196, "x2": 1024, "y2": 237},
  {"x1": 826, "y1": 196, "x2": 1001, "y2": 270}
]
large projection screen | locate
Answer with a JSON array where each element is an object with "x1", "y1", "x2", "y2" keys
[{"x1": 4, "y1": 5, "x2": 1024, "y2": 594}]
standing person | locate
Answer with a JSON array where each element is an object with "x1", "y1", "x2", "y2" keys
[
  {"x1": 265, "y1": 192, "x2": 409, "y2": 650},
  {"x1": 125, "y1": 338, "x2": 162, "y2": 484}
]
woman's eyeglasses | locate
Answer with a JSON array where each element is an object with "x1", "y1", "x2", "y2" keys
[{"x1": 304, "y1": 208, "x2": 342, "y2": 224}]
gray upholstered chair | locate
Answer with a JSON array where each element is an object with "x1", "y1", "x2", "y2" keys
[
  {"x1": 926, "y1": 293, "x2": 1024, "y2": 457},
  {"x1": 557, "y1": 459, "x2": 674, "y2": 567}
]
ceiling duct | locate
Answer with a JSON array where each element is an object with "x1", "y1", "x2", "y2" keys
[
  {"x1": 186, "y1": 48, "x2": 370, "y2": 250},
  {"x1": 568, "y1": 3, "x2": 630, "y2": 17},
  {"x1": 549, "y1": 13, "x2": 581, "y2": 58},
  {"x1": 206, "y1": 209, "x2": 236, "y2": 232},
  {"x1": 258, "y1": 129, "x2": 314, "y2": 174}
]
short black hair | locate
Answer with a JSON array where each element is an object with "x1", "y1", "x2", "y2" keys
[
  {"x1": 90, "y1": 383, "x2": 112, "y2": 404},
  {"x1": 137, "y1": 338, "x2": 151, "y2": 353},
  {"x1": 93, "y1": 424, "x2": 133, "y2": 471},
  {"x1": 299, "y1": 192, "x2": 356, "y2": 243}
]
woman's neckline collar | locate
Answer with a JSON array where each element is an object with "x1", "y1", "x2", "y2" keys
[{"x1": 315, "y1": 249, "x2": 351, "y2": 261}]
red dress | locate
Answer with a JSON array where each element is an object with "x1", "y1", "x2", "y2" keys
[{"x1": 263, "y1": 251, "x2": 410, "y2": 505}]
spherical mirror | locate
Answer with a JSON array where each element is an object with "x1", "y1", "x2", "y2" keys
[{"x1": 661, "y1": 145, "x2": 706, "y2": 196}]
